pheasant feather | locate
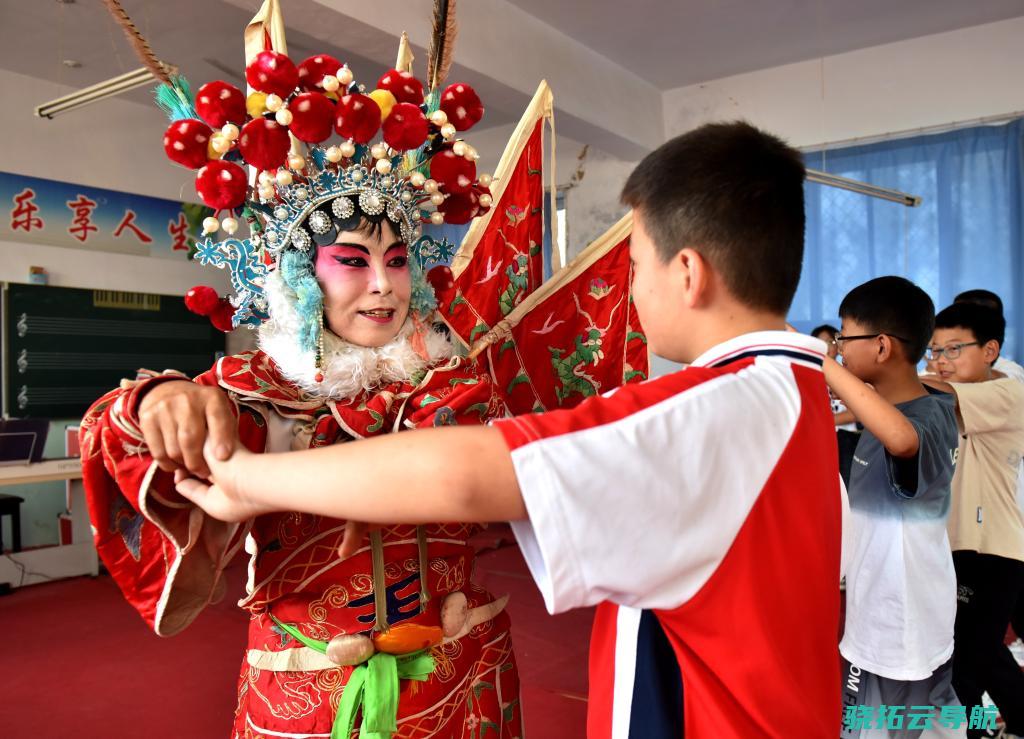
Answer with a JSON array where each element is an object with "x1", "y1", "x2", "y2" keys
[{"x1": 426, "y1": 0, "x2": 458, "y2": 92}]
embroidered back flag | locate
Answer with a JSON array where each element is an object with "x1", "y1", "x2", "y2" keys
[
  {"x1": 436, "y1": 81, "x2": 555, "y2": 348},
  {"x1": 472, "y1": 213, "x2": 648, "y2": 414}
]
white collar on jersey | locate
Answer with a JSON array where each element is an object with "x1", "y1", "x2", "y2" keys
[{"x1": 689, "y1": 330, "x2": 828, "y2": 369}]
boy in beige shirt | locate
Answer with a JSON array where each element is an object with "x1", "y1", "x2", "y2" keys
[{"x1": 925, "y1": 302, "x2": 1024, "y2": 739}]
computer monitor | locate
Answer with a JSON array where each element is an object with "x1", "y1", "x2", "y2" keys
[{"x1": 0, "y1": 419, "x2": 49, "y2": 465}]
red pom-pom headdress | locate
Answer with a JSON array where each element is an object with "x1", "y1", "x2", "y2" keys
[
  {"x1": 154, "y1": 31, "x2": 492, "y2": 330},
  {"x1": 157, "y1": 47, "x2": 489, "y2": 232}
]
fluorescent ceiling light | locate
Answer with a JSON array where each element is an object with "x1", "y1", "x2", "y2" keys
[
  {"x1": 806, "y1": 168, "x2": 922, "y2": 207},
  {"x1": 35, "y1": 63, "x2": 176, "y2": 119}
]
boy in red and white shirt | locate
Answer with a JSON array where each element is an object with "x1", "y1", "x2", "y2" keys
[{"x1": 177, "y1": 122, "x2": 844, "y2": 738}]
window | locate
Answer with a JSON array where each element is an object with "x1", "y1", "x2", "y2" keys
[{"x1": 791, "y1": 119, "x2": 1024, "y2": 358}]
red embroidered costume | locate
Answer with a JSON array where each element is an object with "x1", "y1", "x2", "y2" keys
[{"x1": 81, "y1": 347, "x2": 520, "y2": 738}]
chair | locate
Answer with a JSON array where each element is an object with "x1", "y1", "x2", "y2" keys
[{"x1": 0, "y1": 494, "x2": 24, "y2": 553}]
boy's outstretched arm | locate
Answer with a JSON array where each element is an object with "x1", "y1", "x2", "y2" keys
[
  {"x1": 823, "y1": 356, "x2": 919, "y2": 457},
  {"x1": 175, "y1": 426, "x2": 526, "y2": 524}
]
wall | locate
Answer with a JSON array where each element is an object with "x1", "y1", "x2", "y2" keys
[
  {"x1": 0, "y1": 69, "x2": 240, "y2": 549},
  {"x1": 2, "y1": 70, "x2": 197, "y2": 201},
  {"x1": 472, "y1": 18, "x2": 1024, "y2": 265},
  {"x1": 562, "y1": 149, "x2": 637, "y2": 260},
  {"x1": 7, "y1": 18, "x2": 1024, "y2": 287},
  {"x1": 8, "y1": 19, "x2": 1022, "y2": 365},
  {"x1": 654, "y1": 17, "x2": 1024, "y2": 366},
  {"x1": 0, "y1": 239, "x2": 226, "y2": 296},
  {"x1": 662, "y1": 17, "x2": 1024, "y2": 148},
  {"x1": 0, "y1": 69, "x2": 231, "y2": 296},
  {"x1": 470, "y1": 120, "x2": 638, "y2": 261}
]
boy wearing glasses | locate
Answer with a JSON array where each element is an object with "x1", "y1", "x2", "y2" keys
[
  {"x1": 826, "y1": 276, "x2": 963, "y2": 738},
  {"x1": 953, "y1": 290, "x2": 1024, "y2": 383},
  {"x1": 925, "y1": 303, "x2": 1024, "y2": 739}
]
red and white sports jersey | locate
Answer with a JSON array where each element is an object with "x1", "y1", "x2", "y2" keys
[{"x1": 494, "y1": 331, "x2": 842, "y2": 738}]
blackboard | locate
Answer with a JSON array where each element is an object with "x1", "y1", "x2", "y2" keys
[{"x1": 2, "y1": 282, "x2": 225, "y2": 419}]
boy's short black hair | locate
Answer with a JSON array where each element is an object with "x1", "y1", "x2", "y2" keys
[
  {"x1": 935, "y1": 303, "x2": 1005, "y2": 362},
  {"x1": 620, "y1": 121, "x2": 806, "y2": 315},
  {"x1": 811, "y1": 324, "x2": 838, "y2": 340},
  {"x1": 953, "y1": 289, "x2": 1004, "y2": 317},
  {"x1": 838, "y1": 276, "x2": 934, "y2": 363}
]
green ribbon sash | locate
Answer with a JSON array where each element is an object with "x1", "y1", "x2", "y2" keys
[{"x1": 271, "y1": 616, "x2": 435, "y2": 739}]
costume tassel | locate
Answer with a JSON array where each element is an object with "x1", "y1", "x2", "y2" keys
[
  {"x1": 314, "y1": 312, "x2": 325, "y2": 383},
  {"x1": 416, "y1": 526, "x2": 431, "y2": 612},
  {"x1": 370, "y1": 531, "x2": 390, "y2": 633},
  {"x1": 410, "y1": 314, "x2": 432, "y2": 361}
]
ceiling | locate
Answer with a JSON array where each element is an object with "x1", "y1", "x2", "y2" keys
[
  {"x1": 1, "y1": 0, "x2": 1022, "y2": 162},
  {"x1": 5, "y1": 0, "x2": 1023, "y2": 100},
  {"x1": 0, "y1": 0, "x2": 405, "y2": 113},
  {"x1": 505, "y1": 0, "x2": 1024, "y2": 89}
]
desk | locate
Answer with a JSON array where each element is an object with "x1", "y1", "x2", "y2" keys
[
  {"x1": 0, "y1": 457, "x2": 83, "y2": 485},
  {"x1": 0, "y1": 457, "x2": 99, "y2": 588}
]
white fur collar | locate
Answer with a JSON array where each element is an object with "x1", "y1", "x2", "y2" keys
[{"x1": 257, "y1": 270, "x2": 455, "y2": 400}]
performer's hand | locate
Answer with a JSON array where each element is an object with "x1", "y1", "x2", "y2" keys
[
  {"x1": 174, "y1": 442, "x2": 266, "y2": 522},
  {"x1": 138, "y1": 381, "x2": 236, "y2": 478}
]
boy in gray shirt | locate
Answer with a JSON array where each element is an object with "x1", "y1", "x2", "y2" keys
[{"x1": 827, "y1": 277, "x2": 964, "y2": 738}]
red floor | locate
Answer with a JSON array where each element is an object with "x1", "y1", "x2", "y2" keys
[{"x1": 0, "y1": 533, "x2": 589, "y2": 739}]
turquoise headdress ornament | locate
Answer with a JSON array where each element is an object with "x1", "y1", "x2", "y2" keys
[{"x1": 156, "y1": 46, "x2": 492, "y2": 337}]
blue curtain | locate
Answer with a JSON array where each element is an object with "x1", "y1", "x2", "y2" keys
[{"x1": 790, "y1": 119, "x2": 1024, "y2": 359}]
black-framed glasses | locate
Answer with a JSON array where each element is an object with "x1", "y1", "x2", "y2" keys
[
  {"x1": 925, "y1": 342, "x2": 980, "y2": 361},
  {"x1": 833, "y1": 333, "x2": 910, "y2": 351}
]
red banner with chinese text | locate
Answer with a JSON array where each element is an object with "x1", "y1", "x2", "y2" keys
[{"x1": 2, "y1": 171, "x2": 208, "y2": 258}]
